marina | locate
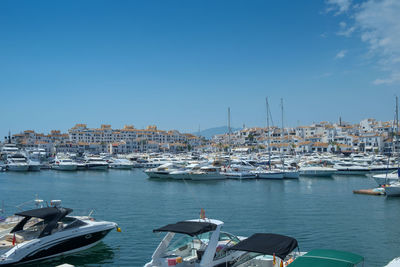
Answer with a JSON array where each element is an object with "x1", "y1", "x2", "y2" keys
[
  {"x1": 1, "y1": 0, "x2": 400, "y2": 265},
  {"x1": 1, "y1": 167, "x2": 400, "y2": 266}
]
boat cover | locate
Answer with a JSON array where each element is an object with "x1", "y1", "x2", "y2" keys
[
  {"x1": 153, "y1": 221, "x2": 217, "y2": 236},
  {"x1": 229, "y1": 233, "x2": 298, "y2": 260},
  {"x1": 15, "y1": 207, "x2": 73, "y2": 220},
  {"x1": 289, "y1": 249, "x2": 364, "y2": 267}
]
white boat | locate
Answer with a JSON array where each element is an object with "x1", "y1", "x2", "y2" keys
[
  {"x1": 299, "y1": 165, "x2": 337, "y2": 177},
  {"x1": 144, "y1": 163, "x2": 184, "y2": 179},
  {"x1": 333, "y1": 162, "x2": 370, "y2": 175},
  {"x1": 252, "y1": 168, "x2": 284, "y2": 179},
  {"x1": 52, "y1": 158, "x2": 78, "y2": 171},
  {"x1": 384, "y1": 257, "x2": 400, "y2": 267},
  {"x1": 144, "y1": 218, "x2": 245, "y2": 267},
  {"x1": 189, "y1": 166, "x2": 226, "y2": 180},
  {"x1": 109, "y1": 158, "x2": 134, "y2": 169},
  {"x1": 84, "y1": 156, "x2": 109, "y2": 170},
  {"x1": 283, "y1": 169, "x2": 300, "y2": 179},
  {"x1": 0, "y1": 204, "x2": 119, "y2": 265},
  {"x1": 223, "y1": 163, "x2": 257, "y2": 179},
  {"x1": 223, "y1": 171, "x2": 257, "y2": 179},
  {"x1": 169, "y1": 163, "x2": 204, "y2": 180},
  {"x1": 385, "y1": 181, "x2": 400, "y2": 197},
  {"x1": 372, "y1": 170, "x2": 400, "y2": 186},
  {"x1": 6, "y1": 154, "x2": 29, "y2": 172},
  {"x1": 27, "y1": 159, "x2": 41, "y2": 171}
]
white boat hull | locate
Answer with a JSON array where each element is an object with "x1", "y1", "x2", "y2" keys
[
  {"x1": 86, "y1": 165, "x2": 108, "y2": 170},
  {"x1": 223, "y1": 172, "x2": 257, "y2": 179},
  {"x1": 110, "y1": 164, "x2": 133, "y2": 169},
  {"x1": 283, "y1": 171, "x2": 299, "y2": 179},
  {"x1": 189, "y1": 173, "x2": 226, "y2": 180},
  {"x1": 169, "y1": 172, "x2": 192, "y2": 180},
  {"x1": 52, "y1": 164, "x2": 78, "y2": 171},
  {"x1": 335, "y1": 170, "x2": 369, "y2": 175},
  {"x1": 256, "y1": 172, "x2": 284, "y2": 179},
  {"x1": 299, "y1": 170, "x2": 336, "y2": 177},
  {"x1": 7, "y1": 164, "x2": 29, "y2": 171}
]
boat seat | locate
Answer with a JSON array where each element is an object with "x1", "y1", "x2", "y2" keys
[
  {"x1": 4, "y1": 233, "x2": 24, "y2": 244},
  {"x1": 0, "y1": 240, "x2": 14, "y2": 249}
]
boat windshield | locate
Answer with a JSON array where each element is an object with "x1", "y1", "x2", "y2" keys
[
  {"x1": 213, "y1": 232, "x2": 241, "y2": 260},
  {"x1": 163, "y1": 232, "x2": 212, "y2": 258}
]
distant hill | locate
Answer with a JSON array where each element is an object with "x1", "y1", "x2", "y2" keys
[{"x1": 193, "y1": 126, "x2": 241, "y2": 140}]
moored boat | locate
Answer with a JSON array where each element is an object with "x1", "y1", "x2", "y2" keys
[
  {"x1": 144, "y1": 218, "x2": 245, "y2": 267},
  {"x1": 0, "y1": 204, "x2": 119, "y2": 265}
]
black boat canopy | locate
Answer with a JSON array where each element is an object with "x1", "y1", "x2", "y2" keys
[
  {"x1": 12, "y1": 207, "x2": 73, "y2": 237},
  {"x1": 15, "y1": 207, "x2": 73, "y2": 220},
  {"x1": 229, "y1": 233, "x2": 298, "y2": 260},
  {"x1": 153, "y1": 221, "x2": 217, "y2": 237}
]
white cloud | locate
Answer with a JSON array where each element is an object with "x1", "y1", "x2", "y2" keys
[
  {"x1": 335, "y1": 50, "x2": 347, "y2": 59},
  {"x1": 373, "y1": 72, "x2": 400, "y2": 85},
  {"x1": 326, "y1": 0, "x2": 352, "y2": 15},
  {"x1": 337, "y1": 21, "x2": 355, "y2": 37},
  {"x1": 355, "y1": 0, "x2": 400, "y2": 84},
  {"x1": 328, "y1": 0, "x2": 400, "y2": 84}
]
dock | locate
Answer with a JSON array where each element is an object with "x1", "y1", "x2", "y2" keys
[{"x1": 353, "y1": 188, "x2": 385, "y2": 196}]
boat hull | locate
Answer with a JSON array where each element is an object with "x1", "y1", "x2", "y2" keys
[
  {"x1": 299, "y1": 170, "x2": 336, "y2": 177},
  {"x1": 189, "y1": 174, "x2": 226, "y2": 180},
  {"x1": 52, "y1": 164, "x2": 78, "y2": 171},
  {"x1": 385, "y1": 186, "x2": 400, "y2": 197},
  {"x1": 283, "y1": 171, "x2": 300, "y2": 179},
  {"x1": 0, "y1": 224, "x2": 115, "y2": 266},
  {"x1": 256, "y1": 172, "x2": 284, "y2": 179},
  {"x1": 224, "y1": 172, "x2": 257, "y2": 179},
  {"x1": 86, "y1": 164, "x2": 108, "y2": 170},
  {"x1": 110, "y1": 164, "x2": 133, "y2": 170},
  {"x1": 335, "y1": 170, "x2": 369, "y2": 175},
  {"x1": 6, "y1": 164, "x2": 29, "y2": 172}
]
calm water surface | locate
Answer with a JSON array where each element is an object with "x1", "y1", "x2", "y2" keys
[{"x1": 1, "y1": 169, "x2": 399, "y2": 267}]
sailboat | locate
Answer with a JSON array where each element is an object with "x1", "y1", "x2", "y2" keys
[
  {"x1": 253, "y1": 98, "x2": 284, "y2": 179},
  {"x1": 383, "y1": 96, "x2": 400, "y2": 197},
  {"x1": 280, "y1": 98, "x2": 299, "y2": 179}
]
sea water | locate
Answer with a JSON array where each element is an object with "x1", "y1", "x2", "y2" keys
[{"x1": 1, "y1": 169, "x2": 399, "y2": 266}]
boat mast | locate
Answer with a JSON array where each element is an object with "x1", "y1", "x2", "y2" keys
[
  {"x1": 266, "y1": 97, "x2": 271, "y2": 170},
  {"x1": 396, "y1": 96, "x2": 399, "y2": 169},
  {"x1": 228, "y1": 107, "x2": 231, "y2": 167},
  {"x1": 281, "y1": 98, "x2": 284, "y2": 170}
]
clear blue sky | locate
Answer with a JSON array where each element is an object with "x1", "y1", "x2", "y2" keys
[{"x1": 1, "y1": 0, "x2": 399, "y2": 137}]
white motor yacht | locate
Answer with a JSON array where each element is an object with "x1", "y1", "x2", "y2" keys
[
  {"x1": 144, "y1": 163, "x2": 185, "y2": 179},
  {"x1": 52, "y1": 158, "x2": 78, "y2": 171},
  {"x1": 252, "y1": 168, "x2": 284, "y2": 179},
  {"x1": 144, "y1": 218, "x2": 245, "y2": 267},
  {"x1": 6, "y1": 154, "x2": 29, "y2": 172},
  {"x1": 84, "y1": 156, "x2": 109, "y2": 170},
  {"x1": 333, "y1": 162, "x2": 370, "y2": 175},
  {"x1": 27, "y1": 159, "x2": 41, "y2": 171},
  {"x1": 189, "y1": 166, "x2": 226, "y2": 181},
  {"x1": 109, "y1": 158, "x2": 134, "y2": 169},
  {"x1": 169, "y1": 163, "x2": 205, "y2": 180},
  {"x1": 0, "y1": 205, "x2": 119, "y2": 265},
  {"x1": 222, "y1": 163, "x2": 257, "y2": 179},
  {"x1": 299, "y1": 165, "x2": 337, "y2": 177},
  {"x1": 282, "y1": 169, "x2": 300, "y2": 179}
]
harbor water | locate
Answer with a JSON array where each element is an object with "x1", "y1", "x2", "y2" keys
[{"x1": 1, "y1": 169, "x2": 399, "y2": 266}]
